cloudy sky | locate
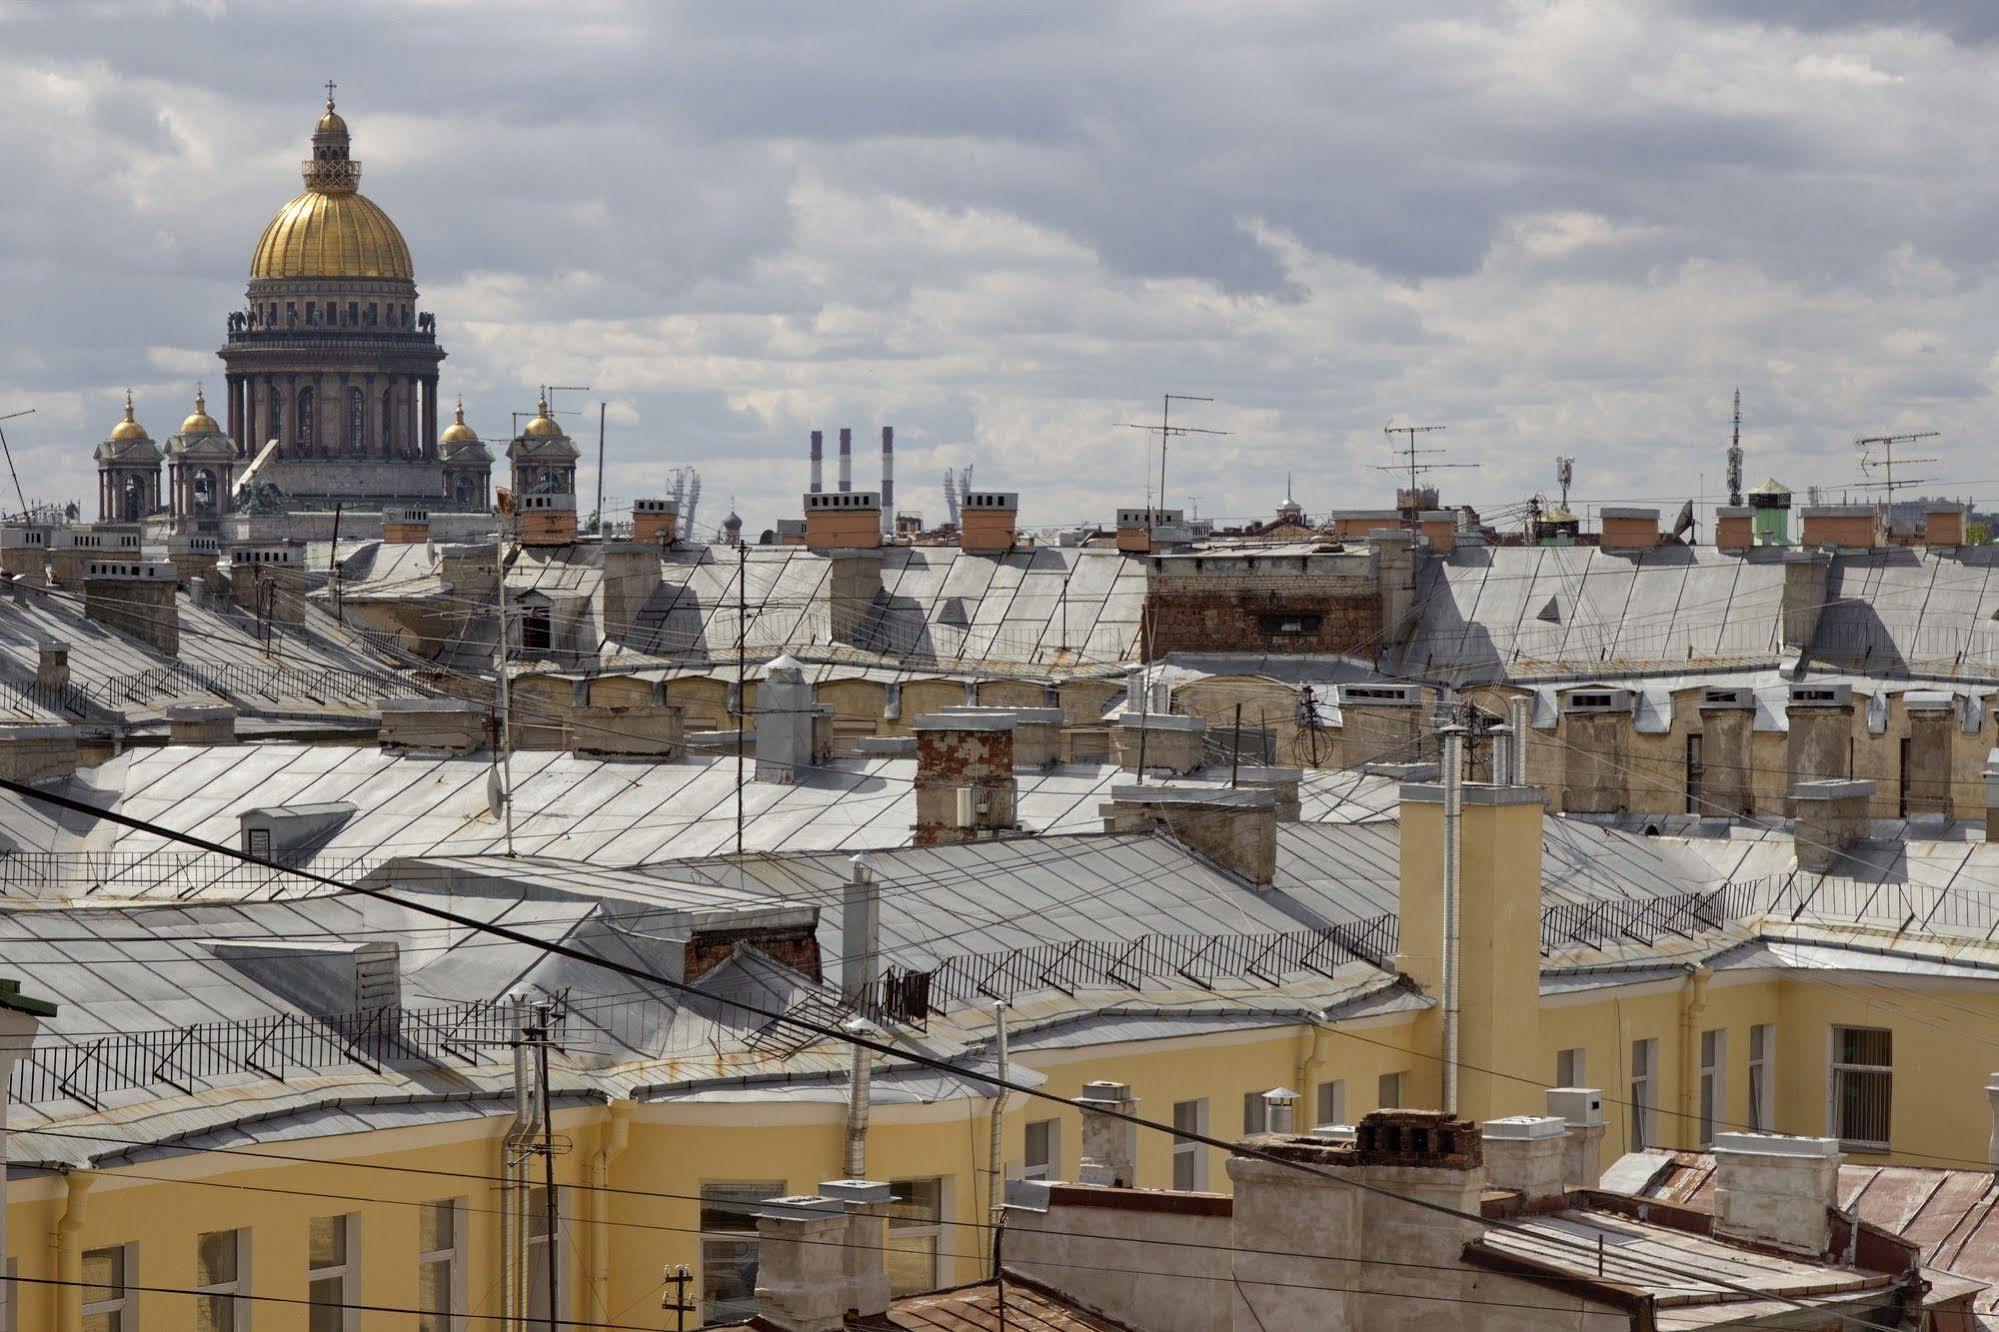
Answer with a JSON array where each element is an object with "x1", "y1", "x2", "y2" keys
[{"x1": 5, "y1": 0, "x2": 1999, "y2": 536}]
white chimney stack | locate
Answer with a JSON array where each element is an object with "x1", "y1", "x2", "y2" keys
[
  {"x1": 838, "y1": 426, "x2": 852, "y2": 493},
  {"x1": 810, "y1": 429, "x2": 823, "y2": 495},
  {"x1": 1482, "y1": 1116, "x2": 1568, "y2": 1207},
  {"x1": 1710, "y1": 1132, "x2": 1842, "y2": 1257},
  {"x1": 1077, "y1": 1080, "x2": 1139, "y2": 1188}
]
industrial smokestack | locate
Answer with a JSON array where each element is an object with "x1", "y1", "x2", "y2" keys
[
  {"x1": 810, "y1": 430, "x2": 823, "y2": 495},
  {"x1": 839, "y1": 427, "x2": 852, "y2": 493},
  {"x1": 881, "y1": 426, "x2": 894, "y2": 535}
]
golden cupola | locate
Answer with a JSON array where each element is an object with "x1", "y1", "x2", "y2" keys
[
  {"x1": 248, "y1": 93, "x2": 414, "y2": 282},
  {"x1": 521, "y1": 395, "x2": 565, "y2": 439},
  {"x1": 178, "y1": 387, "x2": 220, "y2": 437},
  {"x1": 440, "y1": 399, "x2": 479, "y2": 446},
  {"x1": 109, "y1": 391, "x2": 150, "y2": 442}
]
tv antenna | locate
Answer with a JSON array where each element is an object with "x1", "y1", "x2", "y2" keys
[
  {"x1": 1855, "y1": 430, "x2": 1939, "y2": 502},
  {"x1": 1554, "y1": 456, "x2": 1574, "y2": 511},
  {"x1": 1377, "y1": 422, "x2": 1478, "y2": 536},
  {"x1": 1123, "y1": 394, "x2": 1229, "y2": 528},
  {"x1": 1726, "y1": 388, "x2": 1744, "y2": 507},
  {"x1": 0, "y1": 409, "x2": 33, "y2": 517}
]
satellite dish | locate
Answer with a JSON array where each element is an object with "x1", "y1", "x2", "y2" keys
[
  {"x1": 486, "y1": 769, "x2": 507, "y2": 820},
  {"x1": 1671, "y1": 500, "x2": 1696, "y2": 539}
]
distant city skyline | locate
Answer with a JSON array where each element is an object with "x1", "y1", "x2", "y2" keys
[{"x1": 7, "y1": 3, "x2": 1999, "y2": 536}]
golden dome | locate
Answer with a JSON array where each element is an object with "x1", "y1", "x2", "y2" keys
[
  {"x1": 440, "y1": 398, "x2": 479, "y2": 445},
  {"x1": 109, "y1": 391, "x2": 150, "y2": 442},
  {"x1": 522, "y1": 396, "x2": 565, "y2": 438},
  {"x1": 179, "y1": 386, "x2": 220, "y2": 436},
  {"x1": 251, "y1": 189, "x2": 413, "y2": 280}
]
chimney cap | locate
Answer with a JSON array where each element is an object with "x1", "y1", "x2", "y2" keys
[
  {"x1": 1076, "y1": 1079, "x2": 1135, "y2": 1104},
  {"x1": 1711, "y1": 1131, "x2": 1840, "y2": 1159},
  {"x1": 1483, "y1": 1115, "x2": 1568, "y2": 1141}
]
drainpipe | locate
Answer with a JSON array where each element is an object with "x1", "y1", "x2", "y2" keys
[
  {"x1": 502, "y1": 991, "x2": 534, "y2": 1326},
  {"x1": 590, "y1": 1100, "x2": 634, "y2": 1318},
  {"x1": 1295, "y1": 1015, "x2": 1330, "y2": 1120},
  {"x1": 987, "y1": 1002, "x2": 1010, "y2": 1273},
  {"x1": 1677, "y1": 967, "x2": 1712, "y2": 1147},
  {"x1": 843, "y1": 853, "x2": 880, "y2": 1180},
  {"x1": 52, "y1": 1169, "x2": 91, "y2": 1332},
  {"x1": 845, "y1": 1018, "x2": 873, "y2": 1179},
  {"x1": 1441, "y1": 724, "x2": 1465, "y2": 1115}
]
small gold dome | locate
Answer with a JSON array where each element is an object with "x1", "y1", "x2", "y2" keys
[
  {"x1": 316, "y1": 107, "x2": 348, "y2": 137},
  {"x1": 522, "y1": 396, "x2": 565, "y2": 439},
  {"x1": 109, "y1": 391, "x2": 150, "y2": 442},
  {"x1": 179, "y1": 387, "x2": 220, "y2": 436},
  {"x1": 440, "y1": 399, "x2": 479, "y2": 445}
]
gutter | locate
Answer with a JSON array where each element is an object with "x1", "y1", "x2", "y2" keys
[{"x1": 590, "y1": 1100, "x2": 634, "y2": 1317}]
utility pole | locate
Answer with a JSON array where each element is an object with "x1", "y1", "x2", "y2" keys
[
  {"x1": 495, "y1": 503, "x2": 516, "y2": 856},
  {"x1": 1122, "y1": 395, "x2": 1229, "y2": 530},
  {"x1": 505, "y1": 996, "x2": 569, "y2": 1331},
  {"x1": 1379, "y1": 422, "x2": 1478, "y2": 537},
  {"x1": 595, "y1": 401, "x2": 607, "y2": 536},
  {"x1": 662, "y1": 1265, "x2": 695, "y2": 1331}
]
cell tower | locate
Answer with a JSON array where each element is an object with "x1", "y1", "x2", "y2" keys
[
  {"x1": 943, "y1": 468, "x2": 959, "y2": 525},
  {"x1": 681, "y1": 469, "x2": 702, "y2": 539},
  {"x1": 1554, "y1": 456, "x2": 1574, "y2": 511},
  {"x1": 1726, "y1": 388, "x2": 1744, "y2": 507}
]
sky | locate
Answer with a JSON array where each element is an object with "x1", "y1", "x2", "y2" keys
[{"x1": 5, "y1": 0, "x2": 1999, "y2": 538}]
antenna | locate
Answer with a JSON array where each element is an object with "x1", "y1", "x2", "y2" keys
[
  {"x1": 0, "y1": 409, "x2": 35, "y2": 518},
  {"x1": 1726, "y1": 389, "x2": 1744, "y2": 507},
  {"x1": 1123, "y1": 394, "x2": 1229, "y2": 529},
  {"x1": 1855, "y1": 430, "x2": 1940, "y2": 506},
  {"x1": 1553, "y1": 456, "x2": 1574, "y2": 511},
  {"x1": 1377, "y1": 422, "x2": 1478, "y2": 537}
]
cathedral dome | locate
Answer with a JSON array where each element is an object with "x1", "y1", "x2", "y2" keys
[
  {"x1": 109, "y1": 393, "x2": 150, "y2": 442},
  {"x1": 178, "y1": 388, "x2": 220, "y2": 437},
  {"x1": 249, "y1": 96, "x2": 413, "y2": 281},
  {"x1": 440, "y1": 399, "x2": 479, "y2": 446}
]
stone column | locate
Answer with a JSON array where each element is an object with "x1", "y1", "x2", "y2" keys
[
  {"x1": 363, "y1": 373, "x2": 377, "y2": 459},
  {"x1": 421, "y1": 375, "x2": 437, "y2": 459},
  {"x1": 225, "y1": 374, "x2": 240, "y2": 451}
]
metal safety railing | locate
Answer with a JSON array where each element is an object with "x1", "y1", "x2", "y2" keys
[{"x1": 0, "y1": 850, "x2": 379, "y2": 899}]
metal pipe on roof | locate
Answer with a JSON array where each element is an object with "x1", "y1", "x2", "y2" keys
[
  {"x1": 838, "y1": 427, "x2": 852, "y2": 494},
  {"x1": 881, "y1": 426, "x2": 894, "y2": 536},
  {"x1": 1441, "y1": 723, "x2": 1465, "y2": 1116},
  {"x1": 987, "y1": 999, "x2": 1010, "y2": 1273},
  {"x1": 810, "y1": 429, "x2": 823, "y2": 495}
]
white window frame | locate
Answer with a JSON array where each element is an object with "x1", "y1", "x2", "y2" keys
[
  {"x1": 699, "y1": 1179, "x2": 784, "y2": 1327},
  {"x1": 82, "y1": 1242, "x2": 133, "y2": 1332},
  {"x1": 1630, "y1": 1038, "x2": 1658, "y2": 1151},
  {"x1": 1315, "y1": 1079, "x2": 1347, "y2": 1129},
  {"x1": 1022, "y1": 1119, "x2": 1058, "y2": 1181},
  {"x1": 307, "y1": 1212, "x2": 359, "y2": 1332},
  {"x1": 418, "y1": 1198, "x2": 465, "y2": 1332},
  {"x1": 1555, "y1": 1047, "x2": 1586, "y2": 1088},
  {"x1": 1748, "y1": 1024, "x2": 1775, "y2": 1132},
  {"x1": 1173, "y1": 1099, "x2": 1209, "y2": 1190},
  {"x1": 1829, "y1": 1025, "x2": 1893, "y2": 1152},
  {"x1": 196, "y1": 1227, "x2": 249, "y2": 1332},
  {"x1": 885, "y1": 1177, "x2": 947, "y2": 1296},
  {"x1": 1377, "y1": 1071, "x2": 1403, "y2": 1111},
  {"x1": 1699, "y1": 1029, "x2": 1726, "y2": 1147}
]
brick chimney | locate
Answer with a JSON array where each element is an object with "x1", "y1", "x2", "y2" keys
[
  {"x1": 1791, "y1": 778, "x2": 1875, "y2": 872},
  {"x1": 382, "y1": 505, "x2": 431, "y2": 544},
  {"x1": 36, "y1": 641, "x2": 68, "y2": 691},
  {"x1": 49, "y1": 527, "x2": 112, "y2": 589},
  {"x1": 0, "y1": 526, "x2": 46, "y2": 587},
  {"x1": 1100, "y1": 786, "x2": 1276, "y2": 886},
  {"x1": 937, "y1": 705, "x2": 1061, "y2": 767},
  {"x1": 1599, "y1": 506, "x2": 1660, "y2": 553},
  {"x1": 959, "y1": 491, "x2": 1018, "y2": 553},
  {"x1": 912, "y1": 713, "x2": 1018, "y2": 844},
  {"x1": 804, "y1": 491, "x2": 882, "y2": 550},
  {"x1": 1077, "y1": 1080, "x2": 1139, "y2": 1188},
  {"x1": 84, "y1": 559, "x2": 180, "y2": 654},
  {"x1": 631, "y1": 498, "x2": 677, "y2": 545},
  {"x1": 167, "y1": 704, "x2": 236, "y2": 745},
  {"x1": 1799, "y1": 505, "x2": 1877, "y2": 549},
  {"x1": 1924, "y1": 501, "x2": 1968, "y2": 547},
  {"x1": 166, "y1": 534, "x2": 220, "y2": 590},
  {"x1": 1715, "y1": 505, "x2": 1754, "y2": 552},
  {"x1": 518, "y1": 493, "x2": 578, "y2": 547},
  {"x1": 1781, "y1": 550, "x2": 1832, "y2": 649},
  {"x1": 228, "y1": 543, "x2": 307, "y2": 625},
  {"x1": 1710, "y1": 1132, "x2": 1841, "y2": 1257}
]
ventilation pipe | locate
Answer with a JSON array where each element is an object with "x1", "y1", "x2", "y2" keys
[
  {"x1": 810, "y1": 430, "x2": 823, "y2": 495},
  {"x1": 1508, "y1": 695, "x2": 1531, "y2": 785},
  {"x1": 843, "y1": 852, "x2": 880, "y2": 1179},
  {"x1": 1441, "y1": 723, "x2": 1465, "y2": 1115},
  {"x1": 838, "y1": 427, "x2": 852, "y2": 493},
  {"x1": 881, "y1": 426, "x2": 894, "y2": 535},
  {"x1": 1490, "y1": 723, "x2": 1511, "y2": 788}
]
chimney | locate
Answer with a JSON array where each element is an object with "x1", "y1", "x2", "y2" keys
[
  {"x1": 1546, "y1": 1087, "x2": 1606, "y2": 1189},
  {"x1": 1397, "y1": 781, "x2": 1545, "y2": 1121},
  {"x1": 1799, "y1": 504, "x2": 1877, "y2": 550},
  {"x1": 166, "y1": 534, "x2": 220, "y2": 589},
  {"x1": 756, "y1": 655, "x2": 833, "y2": 782},
  {"x1": 382, "y1": 505, "x2": 431, "y2": 544},
  {"x1": 838, "y1": 852, "x2": 880, "y2": 1002},
  {"x1": 1234, "y1": 766, "x2": 1303, "y2": 820},
  {"x1": 0, "y1": 723, "x2": 79, "y2": 785},
  {"x1": 838, "y1": 426, "x2": 852, "y2": 493},
  {"x1": 809, "y1": 429, "x2": 823, "y2": 495},
  {"x1": 938, "y1": 705, "x2": 1060, "y2": 767},
  {"x1": 880, "y1": 426, "x2": 893, "y2": 536},
  {"x1": 84, "y1": 559, "x2": 181, "y2": 654},
  {"x1": 1781, "y1": 550, "x2": 1832, "y2": 648},
  {"x1": 1259, "y1": 1087, "x2": 1300, "y2": 1135},
  {"x1": 1100, "y1": 786, "x2": 1276, "y2": 886},
  {"x1": 598, "y1": 542, "x2": 662, "y2": 646},
  {"x1": 0, "y1": 526, "x2": 46, "y2": 586},
  {"x1": 1481, "y1": 1115, "x2": 1568, "y2": 1208},
  {"x1": 1924, "y1": 501, "x2": 1968, "y2": 546},
  {"x1": 752, "y1": 1196, "x2": 850, "y2": 1332},
  {"x1": 36, "y1": 641, "x2": 68, "y2": 691},
  {"x1": 438, "y1": 543, "x2": 500, "y2": 624},
  {"x1": 228, "y1": 543, "x2": 307, "y2": 625},
  {"x1": 959, "y1": 491, "x2": 1019, "y2": 553},
  {"x1": 48, "y1": 527, "x2": 107, "y2": 589},
  {"x1": 803, "y1": 491, "x2": 882, "y2": 551},
  {"x1": 167, "y1": 704, "x2": 236, "y2": 745},
  {"x1": 1115, "y1": 713, "x2": 1207, "y2": 776},
  {"x1": 1599, "y1": 506, "x2": 1659, "y2": 553},
  {"x1": 1076, "y1": 1080, "x2": 1139, "y2": 1188},
  {"x1": 1791, "y1": 778, "x2": 1875, "y2": 872},
  {"x1": 631, "y1": 498, "x2": 677, "y2": 545},
  {"x1": 912, "y1": 713, "x2": 1018, "y2": 844},
  {"x1": 518, "y1": 492, "x2": 578, "y2": 547},
  {"x1": 1710, "y1": 1132, "x2": 1842, "y2": 1257},
  {"x1": 816, "y1": 1179, "x2": 893, "y2": 1322},
  {"x1": 1715, "y1": 506, "x2": 1754, "y2": 552},
  {"x1": 378, "y1": 698, "x2": 489, "y2": 755}
]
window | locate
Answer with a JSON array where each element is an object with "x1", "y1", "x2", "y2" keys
[
  {"x1": 526, "y1": 1185, "x2": 556, "y2": 1331},
  {"x1": 1748, "y1": 1025, "x2": 1775, "y2": 1131},
  {"x1": 308, "y1": 1213, "x2": 355, "y2": 1332},
  {"x1": 1630, "y1": 1039, "x2": 1658, "y2": 1150},
  {"x1": 1023, "y1": 1119, "x2": 1058, "y2": 1181},
  {"x1": 1831, "y1": 1026, "x2": 1892, "y2": 1151},
  {"x1": 1173, "y1": 1099, "x2": 1208, "y2": 1190},
  {"x1": 1242, "y1": 1091, "x2": 1268, "y2": 1135},
  {"x1": 197, "y1": 1228, "x2": 246, "y2": 1331},
  {"x1": 347, "y1": 301, "x2": 359, "y2": 325},
  {"x1": 885, "y1": 1178, "x2": 944, "y2": 1296},
  {"x1": 83, "y1": 1244, "x2": 130, "y2": 1332},
  {"x1": 701, "y1": 1180, "x2": 781, "y2": 1324},
  {"x1": 1555, "y1": 1048, "x2": 1586, "y2": 1088},
  {"x1": 1258, "y1": 612, "x2": 1322, "y2": 636},
  {"x1": 1377, "y1": 1071, "x2": 1403, "y2": 1110},
  {"x1": 1315, "y1": 1079, "x2": 1347, "y2": 1129},
  {"x1": 418, "y1": 1200, "x2": 462, "y2": 1332},
  {"x1": 522, "y1": 606, "x2": 553, "y2": 654},
  {"x1": 1699, "y1": 1029, "x2": 1726, "y2": 1147}
]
